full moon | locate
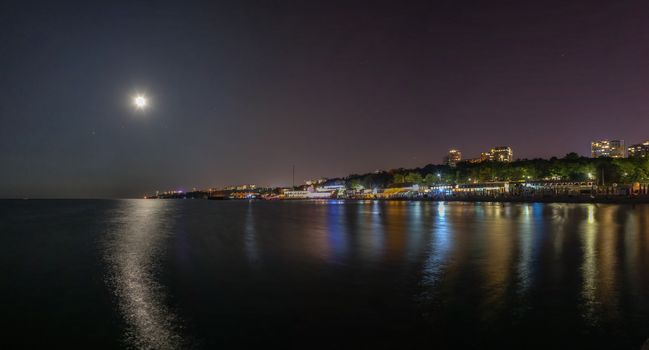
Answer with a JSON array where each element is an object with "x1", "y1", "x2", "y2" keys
[{"x1": 133, "y1": 95, "x2": 148, "y2": 109}]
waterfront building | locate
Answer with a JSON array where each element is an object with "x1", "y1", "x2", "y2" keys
[
  {"x1": 321, "y1": 179, "x2": 346, "y2": 195},
  {"x1": 428, "y1": 184, "x2": 454, "y2": 196},
  {"x1": 591, "y1": 140, "x2": 625, "y2": 158},
  {"x1": 453, "y1": 182, "x2": 510, "y2": 195},
  {"x1": 283, "y1": 188, "x2": 335, "y2": 199},
  {"x1": 444, "y1": 149, "x2": 462, "y2": 167},
  {"x1": 229, "y1": 191, "x2": 259, "y2": 199},
  {"x1": 378, "y1": 182, "x2": 421, "y2": 199},
  {"x1": 355, "y1": 188, "x2": 378, "y2": 199},
  {"x1": 515, "y1": 180, "x2": 595, "y2": 196},
  {"x1": 628, "y1": 141, "x2": 649, "y2": 158},
  {"x1": 283, "y1": 185, "x2": 338, "y2": 199}
]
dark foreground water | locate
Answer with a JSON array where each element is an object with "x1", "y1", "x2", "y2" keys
[{"x1": 2, "y1": 200, "x2": 649, "y2": 349}]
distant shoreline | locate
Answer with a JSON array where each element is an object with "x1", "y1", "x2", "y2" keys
[
  {"x1": 192, "y1": 195, "x2": 649, "y2": 204},
  {"x1": 4, "y1": 196, "x2": 649, "y2": 204}
]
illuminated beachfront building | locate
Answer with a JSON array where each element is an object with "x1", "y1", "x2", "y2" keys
[
  {"x1": 282, "y1": 188, "x2": 336, "y2": 199},
  {"x1": 453, "y1": 182, "x2": 510, "y2": 195},
  {"x1": 514, "y1": 180, "x2": 595, "y2": 195},
  {"x1": 321, "y1": 180, "x2": 346, "y2": 191},
  {"x1": 591, "y1": 140, "x2": 625, "y2": 158},
  {"x1": 377, "y1": 183, "x2": 421, "y2": 199},
  {"x1": 444, "y1": 149, "x2": 462, "y2": 167},
  {"x1": 229, "y1": 191, "x2": 260, "y2": 199},
  {"x1": 628, "y1": 141, "x2": 649, "y2": 159}
]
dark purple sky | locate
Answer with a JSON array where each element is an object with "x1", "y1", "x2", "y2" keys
[{"x1": 1, "y1": 0, "x2": 648, "y2": 198}]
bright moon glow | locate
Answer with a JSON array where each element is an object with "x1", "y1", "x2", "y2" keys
[{"x1": 134, "y1": 95, "x2": 147, "y2": 109}]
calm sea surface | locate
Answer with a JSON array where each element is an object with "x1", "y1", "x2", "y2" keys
[{"x1": 2, "y1": 199, "x2": 649, "y2": 349}]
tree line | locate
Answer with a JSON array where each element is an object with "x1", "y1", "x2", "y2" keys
[{"x1": 334, "y1": 153, "x2": 649, "y2": 190}]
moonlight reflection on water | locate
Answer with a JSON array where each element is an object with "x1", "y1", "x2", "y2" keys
[{"x1": 103, "y1": 200, "x2": 184, "y2": 349}]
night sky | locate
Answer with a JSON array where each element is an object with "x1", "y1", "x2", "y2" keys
[{"x1": 1, "y1": 0, "x2": 648, "y2": 198}]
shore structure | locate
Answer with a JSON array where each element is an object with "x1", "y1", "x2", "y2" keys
[
  {"x1": 145, "y1": 144, "x2": 649, "y2": 203},
  {"x1": 146, "y1": 180, "x2": 649, "y2": 204}
]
